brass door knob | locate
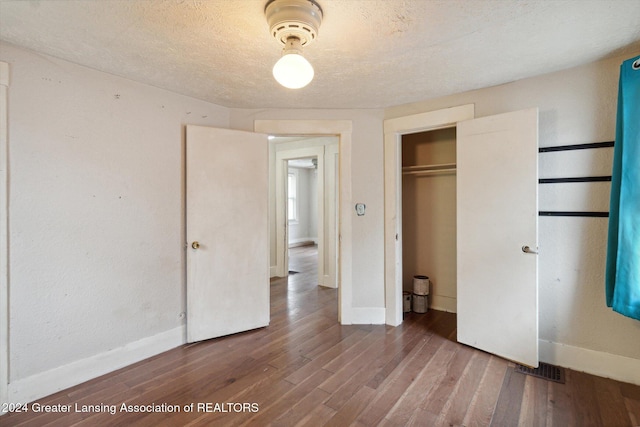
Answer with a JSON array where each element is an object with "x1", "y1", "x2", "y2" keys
[{"x1": 191, "y1": 241, "x2": 200, "y2": 250}]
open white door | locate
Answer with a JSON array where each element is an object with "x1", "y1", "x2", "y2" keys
[
  {"x1": 186, "y1": 125, "x2": 269, "y2": 343},
  {"x1": 457, "y1": 108, "x2": 539, "y2": 367}
]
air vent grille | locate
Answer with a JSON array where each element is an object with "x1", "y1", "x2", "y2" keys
[{"x1": 515, "y1": 362, "x2": 566, "y2": 383}]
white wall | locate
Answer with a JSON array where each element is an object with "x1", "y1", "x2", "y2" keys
[
  {"x1": 386, "y1": 52, "x2": 640, "y2": 382},
  {"x1": 287, "y1": 166, "x2": 317, "y2": 245},
  {"x1": 1, "y1": 42, "x2": 230, "y2": 402}
]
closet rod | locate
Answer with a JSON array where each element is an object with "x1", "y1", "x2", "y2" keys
[
  {"x1": 539, "y1": 211, "x2": 609, "y2": 217},
  {"x1": 539, "y1": 176, "x2": 612, "y2": 184},
  {"x1": 403, "y1": 168, "x2": 456, "y2": 176},
  {"x1": 402, "y1": 163, "x2": 456, "y2": 172},
  {"x1": 538, "y1": 141, "x2": 614, "y2": 153}
]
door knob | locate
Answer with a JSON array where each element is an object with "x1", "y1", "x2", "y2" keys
[
  {"x1": 191, "y1": 241, "x2": 200, "y2": 250},
  {"x1": 522, "y1": 245, "x2": 538, "y2": 254}
]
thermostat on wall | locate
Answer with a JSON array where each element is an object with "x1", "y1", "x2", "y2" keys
[{"x1": 355, "y1": 203, "x2": 366, "y2": 216}]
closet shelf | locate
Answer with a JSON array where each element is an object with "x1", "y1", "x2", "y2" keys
[{"x1": 402, "y1": 163, "x2": 456, "y2": 176}]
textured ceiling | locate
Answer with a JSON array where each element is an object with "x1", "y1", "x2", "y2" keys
[{"x1": 1, "y1": 0, "x2": 639, "y2": 109}]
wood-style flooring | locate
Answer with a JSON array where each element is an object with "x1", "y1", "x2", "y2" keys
[{"x1": 3, "y1": 244, "x2": 640, "y2": 426}]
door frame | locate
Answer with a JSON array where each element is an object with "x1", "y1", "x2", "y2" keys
[
  {"x1": 255, "y1": 120, "x2": 352, "y2": 323},
  {"x1": 324, "y1": 143, "x2": 339, "y2": 289},
  {"x1": 276, "y1": 146, "x2": 325, "y2": 285},
  {"x1": 383, "y1": 105, "x2": 475, "y2": 326},
  {"x1": 1, "y1": 61, "x2": 9, "y2": 406}
]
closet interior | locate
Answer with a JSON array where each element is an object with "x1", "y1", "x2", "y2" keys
[{"x1": 402, "y1": 127, "x2": 458, "y2": 313}]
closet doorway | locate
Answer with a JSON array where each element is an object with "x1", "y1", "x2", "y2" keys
[
  {"x1": 384, "y1": 105, "x2": 540, "y2": 367},
  {"x1": 402, "y1": 127, "x2": 457, "y2": 313}
]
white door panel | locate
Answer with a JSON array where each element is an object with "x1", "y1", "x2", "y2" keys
[
  {"x1": 186, "y1": 125, "x2": 269, "y2": 343},
  {"x1": 457, "y1": 108, "x2": 539, "y2": 367}
]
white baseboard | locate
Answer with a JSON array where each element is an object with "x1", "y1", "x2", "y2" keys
[
  {"x1": 288, "y1": 238, "x2": 317, "y2": 248},
  {"x1": 346, "y1": 307, "x2": 385, "y2": 325},
  {"x1": 319, "y1": 274, "x2": 337, "y2": 289},
  {"x1": 539, "y1": 339, "x2": 640, "y2": 385},
  {"x1": 7, "y1": 326, "x2": 186, "y2": 404},
  {"x1": 270, "y1": 265, "x2": 277, "y2": 278},
  {"x1": 430, "y1": 294, "x2": 457, "y2": 313}
]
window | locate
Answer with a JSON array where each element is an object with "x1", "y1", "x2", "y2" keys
[{"x1": 288, "y1": 172, "x2": 297, "y2": 222}]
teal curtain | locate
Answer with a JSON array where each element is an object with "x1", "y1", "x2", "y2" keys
[{"x1": 606, "y1": 54, "x2": 640, "y2": 321}]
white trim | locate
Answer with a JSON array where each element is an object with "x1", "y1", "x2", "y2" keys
[
  {"x1": 429, "y1": 295, "x2": 457, "y2": 313},
  {"x1": 539, "y1": 339, "x2": 640, "y2": 386},
  {"x1": 324, "y1": 143, "x2": 339, "y2": 290},
  {"x1": 383, "y1": 105, "x2": 475, "y2": 326},
  {"x1": 287, "y1": 170, "x2": 298, "y2": 223},
  {"x1": 0, "y1": 61, "x2": 9, "y2": 409},
  {"x1": 348, "y1": 307, "x2": 386, "y2": 325},
  {"x1": 321, "y1": 274, "x2": 335, "y2": 289},
  {"x1": 255, "y1": 120, "x2": 352, "y2": 324},
  {"x1": 384, "y1": 105, "x2": 474, "y2": 134},
  {"x1": 7, "y1": 326, "x2": 185, "y2": 405},
  {"x1": 0, "y1": 62, "x2": 8, "y2": 86},
  {"x1": 270, "y1": 265, "x2": 277, "y2": 277}
]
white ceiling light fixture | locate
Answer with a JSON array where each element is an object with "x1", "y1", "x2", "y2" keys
[{"x1": 265, "y1": 0, "x2": 323, "y2": 89}]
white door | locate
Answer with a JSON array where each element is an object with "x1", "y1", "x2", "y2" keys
[
  {"x1": 456, "y1": 108, "x2": 539, "y2": 367},
  {"x1": 186, "y1": 125, "x2": 269, "y2": 343}
]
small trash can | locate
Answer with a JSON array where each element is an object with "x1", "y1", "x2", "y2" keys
[
  {"x1": 403, "y1": 291, "x2": 412, "y2": 313},
  {"x1": 412, "y1": 293, "x2": 428, "y2": 313},
  {"x1": 413, "y1": 275, "x2": 430, "y2": 296}
]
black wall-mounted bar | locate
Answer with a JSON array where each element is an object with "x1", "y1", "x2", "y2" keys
[
  {"x1": 538, "y1": 141, "x2": 614, "y2": 153},
  {"x1": 539, "y1": 211, "x2": 609, "y2": 218},
  {"x1": 539, "y1": 176, "x2": 612, "y2": 184},
  {"x1": 537, "y1": 141, "x2": 614, "y2": 217}
]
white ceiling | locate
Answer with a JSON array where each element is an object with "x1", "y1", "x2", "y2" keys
[{"x1": 1, "y1": 0, "x2": 639, "y2": 109}]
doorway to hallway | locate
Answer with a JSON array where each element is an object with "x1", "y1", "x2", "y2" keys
[
  {"x1": 272, "y1": 136, "x2": 339, "y2": 291},
  {"x1": 255, "y1": 119, "x2": 352, "y2": 324}
]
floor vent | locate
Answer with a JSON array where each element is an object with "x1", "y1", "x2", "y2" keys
[
  {"x1": 288, "y1": 270, "x2": 299, "y2": 275},
  {"x1": 515, "y1": 362, "x2": 565, "y2": 383}
]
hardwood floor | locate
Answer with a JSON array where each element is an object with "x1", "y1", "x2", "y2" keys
[{"x1": 4, "y1": 244, "x2": 640, "y2": 426}]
